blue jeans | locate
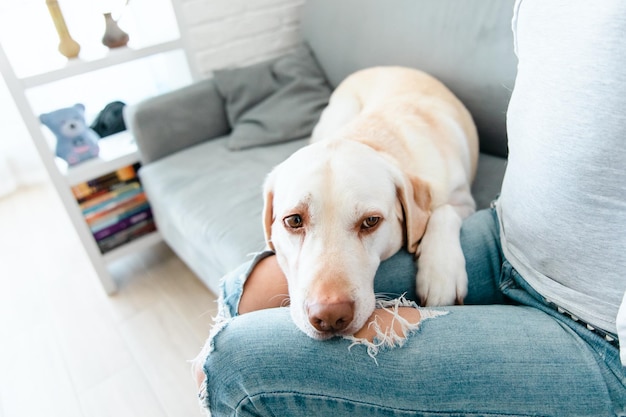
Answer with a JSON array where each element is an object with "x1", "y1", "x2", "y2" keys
[{"x1": 200, "y1": 209, "x2": 626, "y2": 416}]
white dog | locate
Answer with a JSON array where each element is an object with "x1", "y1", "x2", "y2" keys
[{"x1": 262, "y1": 66, "x2": 478, "y2": 339}]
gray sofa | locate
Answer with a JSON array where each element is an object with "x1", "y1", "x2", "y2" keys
[{"x1": 126, "y1": 0, "x2": 517, "y2": 296}]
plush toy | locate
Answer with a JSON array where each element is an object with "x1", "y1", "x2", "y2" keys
[{"x1": 40, "y1": 103, "x2": 100, "y2": 166}]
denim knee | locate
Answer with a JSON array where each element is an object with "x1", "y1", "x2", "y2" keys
[
  {"x1": 201, "y1": 305, "x2": 619, "y2": 417},
  {"x1": 202, "y1": 309, "x2": 313, "y2": 415}
]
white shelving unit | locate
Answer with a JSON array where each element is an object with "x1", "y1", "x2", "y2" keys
[{"x1": 0, "y1": 0, "x2": 193, "y2": 294}]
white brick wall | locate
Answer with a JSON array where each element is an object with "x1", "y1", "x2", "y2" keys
[{"x1": 177, "y1": 0, "x2": 306, "y2": 79}]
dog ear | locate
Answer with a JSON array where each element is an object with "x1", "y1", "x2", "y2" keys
[
  {"x1": 262, "y1": 172, "x2": 276, "y2": 251},
  {"x1": 395, "y1": 171, "x2": 431, "y2": 255}
]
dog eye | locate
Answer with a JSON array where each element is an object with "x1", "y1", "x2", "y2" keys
[
  {"x1": 361, "y1": 216, "x2": 380, "y2": 229},
  {"x1": 284, "y1": 214, "x2": 303, "y2": 229}
]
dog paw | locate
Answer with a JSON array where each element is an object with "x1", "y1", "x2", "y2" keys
[{"x1": 416, "y1": 244, "x2": 468, "y2": 306}]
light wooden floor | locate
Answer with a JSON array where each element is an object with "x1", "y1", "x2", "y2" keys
[{"x1": 0, "y1": 182, "x2": 218, "y2": 417}]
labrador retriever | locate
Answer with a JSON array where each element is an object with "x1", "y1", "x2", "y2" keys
[{"x1": 262, "y1": 66, "x2": 478, "y2": 339}]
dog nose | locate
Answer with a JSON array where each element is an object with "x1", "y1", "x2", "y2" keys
[{"x1": 307, "y1": 301, "x2": 355, "y2": 333}]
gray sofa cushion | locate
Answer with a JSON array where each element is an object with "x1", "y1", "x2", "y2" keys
[
  {"x1": 139, "y1": 136, "x2": 309, "y2": 294},
  {"x1": 125, "y1": 79, "x2": 230, "y2": 164},
  {"x1": 213, "y1": 45, "x2": 332, "y2": 151},
  {"x1": 472, "y1": 153, "x2": 506, "y2": 208}
]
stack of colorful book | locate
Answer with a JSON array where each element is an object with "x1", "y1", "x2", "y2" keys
[{"x1": 71, "y1": 163, "x2": 156, "y2": 254}]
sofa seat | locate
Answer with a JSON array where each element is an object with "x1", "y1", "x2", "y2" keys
[{"x1": 140, "y1": 135, "x2": 308, "y2": 294}]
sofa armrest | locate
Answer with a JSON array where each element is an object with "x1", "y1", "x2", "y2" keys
[{"x1": 125, "y1": 78, "x2": 230, "y2": 164}]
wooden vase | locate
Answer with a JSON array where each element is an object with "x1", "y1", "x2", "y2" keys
[{"x1": 45, "y1": 0, "x2": 81, "y2": 58}]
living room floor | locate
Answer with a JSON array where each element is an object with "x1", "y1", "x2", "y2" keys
[{"x1": 0, "y1": 181, "x2": 217, "y2": 417}]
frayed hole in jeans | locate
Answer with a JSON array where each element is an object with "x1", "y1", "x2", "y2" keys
[
  {"x1": 344, "y1": 296, "x2": 448, "y2": 364},
  {"x1": 190, "y1": 292, "x2": 233, "y2": 414}
]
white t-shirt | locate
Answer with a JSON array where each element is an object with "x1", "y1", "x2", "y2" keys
[{"x1": 497, "y1": 0, "x2": 626, "y2": 361}]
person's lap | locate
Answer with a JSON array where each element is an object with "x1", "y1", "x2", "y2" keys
[
  {"x1": 201, "y1": 208, "x2": 622, "y2": 416},
  {"x1": 205, "y1": 305, "x2": 615, "y2": 416}
]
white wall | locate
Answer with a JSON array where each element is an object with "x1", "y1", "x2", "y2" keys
[
  {"x1": 0, "y1": 77, "x2": 47, "y2": 197},
  {"x1": 177, "y1": 0, "x2": 306, "y2": 78}
]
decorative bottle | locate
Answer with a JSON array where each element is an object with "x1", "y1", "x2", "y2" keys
[
  {"x1": 101, "y1": 13, "x2": 129, "y2": 48},
  {"x1": 45, "y1": 0, "x2": 81, "y2": 58}
]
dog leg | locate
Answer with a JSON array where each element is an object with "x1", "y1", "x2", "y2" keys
[
  {"x1": 416, "y1": 204, "x2": 467, "y2": 306},
  {"x1": 448, "y1": 183, "x2": 476, "y2": 219}
]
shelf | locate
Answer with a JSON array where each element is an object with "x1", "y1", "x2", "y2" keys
[
  {"x1": 56, "y1": 130, "x2": 141, "y2": 186},
  {"x1": 0, "y1": 0, "x2": 182, "y2": 81},
  {"x1": 103, "y1": 229, "x2": 162, "y2": 263},
  {"x1": 0, "y1": 0, "x2": 186, "y2": 294},
  {"x1": 20, "y1": 39, "x2": 184, "y2": 89}
]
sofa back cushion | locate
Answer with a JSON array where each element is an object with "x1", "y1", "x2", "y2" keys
[
  {"x1": 213, "y1": 45, "x2": 332, "y2": 150},
  {"x1": 300, "y1": 0, "x2": 517, "y2": 158}
]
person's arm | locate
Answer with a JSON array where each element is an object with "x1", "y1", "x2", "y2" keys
[
  {"x1": 238, "y1": 254, "x2": 422, "y2": 343},
  {"x1": 238, "y1": 255, "x2": 289, "y2": 314}
]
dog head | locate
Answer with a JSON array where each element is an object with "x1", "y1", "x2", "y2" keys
[{"x1": 263, "y1": 139, "x2": 430, "y2": 339}]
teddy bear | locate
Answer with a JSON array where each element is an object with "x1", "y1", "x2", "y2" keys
[{"x1": 40, "y1": 103, "x2": 100, "y2": 166}]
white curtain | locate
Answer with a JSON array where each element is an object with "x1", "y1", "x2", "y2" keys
[{"x1": 0, "y1": 76, "x2": 47, "y2": 198}]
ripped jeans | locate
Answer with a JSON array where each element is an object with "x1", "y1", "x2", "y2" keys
[{"x1": 197, "y1": 208, "x2": 626, "y2": 416}]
